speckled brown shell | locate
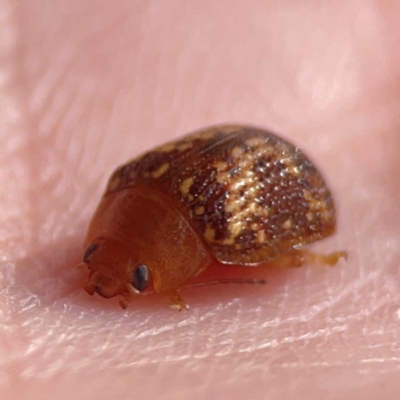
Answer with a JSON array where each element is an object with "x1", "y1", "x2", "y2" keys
[{"x1": 105, "y1": 125, "x2": 336, "y2": 265}]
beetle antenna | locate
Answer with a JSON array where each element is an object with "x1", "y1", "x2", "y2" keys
[
  {"x1": 76, "y1": 262, "x2": 88, "y2": 271},
  {"x1": 126, "y1": 283, "x2": 141, "y2": 296},
  {"x1": 130, "y1": 278, "x2": 266, "y2": 297},
  {"x1": 182, "y1": 278, "x2": 266, "y2": 289}
]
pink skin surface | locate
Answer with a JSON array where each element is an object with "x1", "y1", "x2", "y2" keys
[{"x1": 1, "y1": 1, "x2": 400, "y2": 399}]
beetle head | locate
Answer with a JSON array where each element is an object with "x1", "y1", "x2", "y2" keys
[{"x1": 82, "y1": 237, "x2": 150, "y2": 303}]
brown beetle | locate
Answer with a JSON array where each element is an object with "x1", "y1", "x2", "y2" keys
[{"x1": 82, "y1": 125, "x2": 346, "y2": 310}]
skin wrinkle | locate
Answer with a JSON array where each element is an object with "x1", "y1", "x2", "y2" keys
[{"x1": 1, "y1": 1, "x2": 400, "y2": 399}]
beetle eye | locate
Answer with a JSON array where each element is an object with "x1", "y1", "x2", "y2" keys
[
  {"x1": 132, "y1": 264, "x2": 149, "y2": 291},
  {"x1": 83, "y1": 243, "x2": 99, "y2": 263}
]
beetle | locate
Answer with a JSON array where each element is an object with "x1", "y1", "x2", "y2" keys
[{"x1": 82, "y1": 125, "x2": 345, "y2": 310}]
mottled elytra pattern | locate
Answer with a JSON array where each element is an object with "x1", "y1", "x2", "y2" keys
[{"x1": 106, "y1": 125, "x2": 336, "y2": 265}]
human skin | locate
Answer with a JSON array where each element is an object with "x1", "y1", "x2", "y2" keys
[{"x1": 1, "y1": 1, "x2": 400, "y2": 399}]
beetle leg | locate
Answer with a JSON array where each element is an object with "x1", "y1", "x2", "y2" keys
[
  {"x1": 168, "y1": 291, "x2": 189, "y2": 311},
  {"x1": 265, "y1": 249, "x2": 347, "y2": 269},
  {"x1": 119, "y1": 297, "x2": 131, "y2": 310},
  {"x1": 117, "y1": 284, "x2": 143, "y2": 309}
]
